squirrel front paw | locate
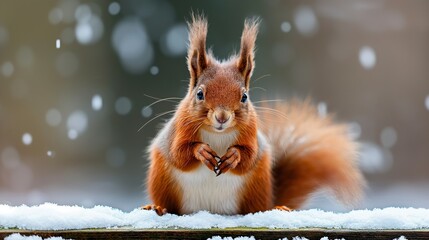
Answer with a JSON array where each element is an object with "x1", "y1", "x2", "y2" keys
[
  {"x1": 193, "y1": 143, "x2": 219, "y2": 173},
  {"x1": 217, "y1": 146, "x2": 241, "y2": 176}
]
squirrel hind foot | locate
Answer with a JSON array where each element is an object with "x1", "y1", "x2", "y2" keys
[
  {"x1": 273, "y1": 205, "x2": 292, "y2": 212},
  {"x1": 141, "y1": 204, "x2": 168, "y2": 216}
]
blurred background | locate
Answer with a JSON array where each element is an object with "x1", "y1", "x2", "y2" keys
[{"x1": 0, "y1": 0, "x2": 428, "y2": 211}]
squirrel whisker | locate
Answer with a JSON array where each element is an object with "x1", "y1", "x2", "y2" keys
[
  {"x1": 252, "y1": 99, "x2": 285, "y2": 104},
  {"x1": 252, "y1": 74, "x2": 271, "y2": 83},
  {"x1": 254, "y1": 106, "x2": 289, "y2": 120},
  {"x1": 249, "y1": 86, "x2": 267, "y2": 92},
  {"x1": 143, "y1": 94, "x2": 181, "y2": 108},
  {"x1": 137, "y1": 109, "x2": 177, "y2": 132}
]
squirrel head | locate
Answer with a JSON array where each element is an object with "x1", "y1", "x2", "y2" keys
[{"x1": 184, "y1": 15, "x2": 259, "y2": 133}]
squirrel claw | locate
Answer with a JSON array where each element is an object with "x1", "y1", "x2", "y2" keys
[
  {"x1": 214, "y1": 167, "x2": 221, "y2": 176},
  {"x1": 214, "y1": 156, "x2": 222, "y2": 176}
]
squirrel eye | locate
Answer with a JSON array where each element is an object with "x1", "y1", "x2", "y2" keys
[
  {"x1": 196, "y1": 89, "x2": 204, "y2": 101},
  {"x1": 241, "y1": 92, "x2": 248, "y2": 103}
]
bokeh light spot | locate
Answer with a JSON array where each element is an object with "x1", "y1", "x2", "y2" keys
[
  {"x1": 92, "y1": 94, "x2": 103, "y2": 111},
  {"x1": 281, "y1": 21, "x2": 292, "y2": 33},
  {"x1": 1, "y1": 147, "x2": 21, "y2": 169},
  {"x1": 108, "y1": 2, "x2": 121, "y2": 15},
  {"x1": 74, "y1": 4, "x2": 104, "y2": 45},
  {"x1": 67, "y1": 110, "x2": 88, "y2": 134},
  {"x1": 359, "y1": 46, "x2": 376, "y2": 70},
  {"x1": 359, "y1": 142, "x2": 393, "y2": 173},
  {"x1": 49, "y1": 8, "x2": 63, "y2": 25},
  {"x1": 293, "y1": 6, "x2": 318, "y2": 36},
  {"x1": 161, "y1": 23, "x2": 188, "y2": 56},
  {"x1": 68, "y1": 129, "x2": 78, "y2": 140},
  {"x1": 22, "y1": 133, "x2": 33, "y2": 145},
  {"x1": 112, "y1": 18, "x2": 153, "y2": 74},
  {"x1": 115, "y1": 97, "x2": 132, "y2": 115},
  {"x1": 46, "y1": 109, "x2": 62, "y2": 127},
  {"x1": 150, "y1": 66, "x2": 159, "y2": 75},
  {"x1": 380, "y1": 127, "x2": 397, "y2": 148},
  {"x1": 141, "y1": 106, "x2": 153, "y2": 118},
  {"x1": 1, "y1": 61, "x2": 14, "y2": 77},
  {"x1": 425, "y1": 95, "x2": 429, "y2": 111}
]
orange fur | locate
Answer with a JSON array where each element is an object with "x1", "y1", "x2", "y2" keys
[
  {"x1": 146, "y1": 148, "x2": 182, "y2": 214},
  {"x1": 238, "y1": 150, "x2": 273, "y2": 213},
  {"x1": 144, "y1": 16, "x2": 364, "y2": 215}
]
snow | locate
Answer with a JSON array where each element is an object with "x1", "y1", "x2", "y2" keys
[
  {"x1": 0, "y1": 203, "x2": 429, "y2": 231},
  {"x1": 4, "y1": 234, "x2": 409, "y2": 240},
  {"x1": 394, "y1": 237, "x2": 408, "y2": 240},
  {"x1": 208, "y1": 237, "x2": 255, "y2": 240},
  {"x1": 5, "y1": 233, "x2": 67, "y2": 240}
]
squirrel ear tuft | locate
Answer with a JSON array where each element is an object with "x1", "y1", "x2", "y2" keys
[
  {"x1": 187, "y1": 14, "x2": 209, "y2": 89},
  {"x1": 237, "y1": 18, "x2": 259, "y2": 89}
]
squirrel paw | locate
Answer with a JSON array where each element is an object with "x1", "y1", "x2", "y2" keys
[
  {"x1": 274, "y1": 205, "x2": 292, "y2": 212},
  {"x1": 194, "y1": 143, "x2": 219, "y2": 172},
  {"x1": 141, "y1": 204, "x2": 168, "y2": 216},
  {"x1": 218, "y1": 147, "x2": 241, "y2": 176}
]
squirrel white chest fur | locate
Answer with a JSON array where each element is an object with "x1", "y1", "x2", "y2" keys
[
  {"x1": 173, "y1": 129, "x2": 246, "y2": 215},
  {"x1": 200, "y1": 129, "x2": 238, "y2": 156}
]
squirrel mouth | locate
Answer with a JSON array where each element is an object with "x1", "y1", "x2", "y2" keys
[{"x1": 214, "y1": 125, "x2": 225, "y2": 131}]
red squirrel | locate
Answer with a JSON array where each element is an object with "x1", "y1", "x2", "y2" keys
[{"x1": 143, "y1": 16, "x2": 364, "y2": 216}]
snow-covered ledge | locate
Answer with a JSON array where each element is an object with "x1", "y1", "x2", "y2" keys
[
  {"x1": 1, "y1": 203, "x2": 429, "y2": 230},
  {"x1": 1, "y1": 203, "x2": 428, "y2": 239}
]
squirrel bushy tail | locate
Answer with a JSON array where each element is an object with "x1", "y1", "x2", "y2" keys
[{"x1": 258, "y1": 99, "x2": 364, "y2": 209}]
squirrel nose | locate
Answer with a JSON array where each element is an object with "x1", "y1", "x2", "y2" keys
[{"x1": 215, "y1": 114, "x2": 229, "y2": 124}]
